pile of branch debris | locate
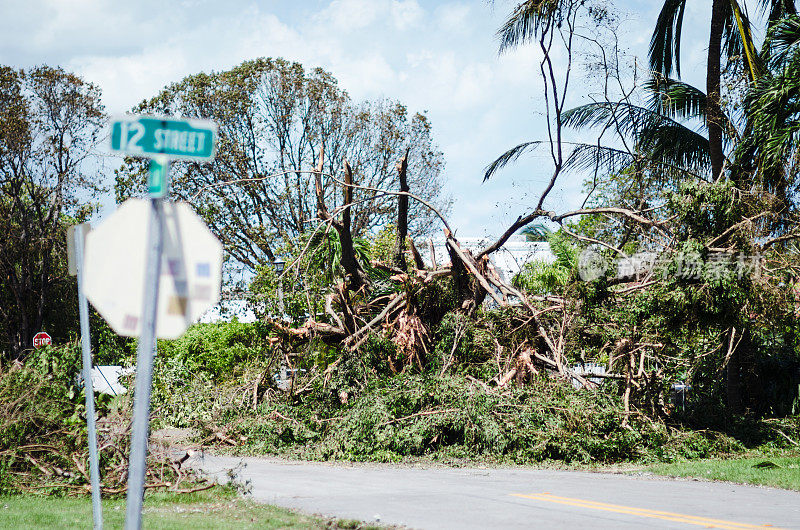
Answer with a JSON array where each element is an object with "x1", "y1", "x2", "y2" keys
[
  {"x1": 264, "y1": 151, "x2": 602, "y2": 402},
  {"x1": 258, "y1": 148, "x2": 800, "y2": 424},
  {"x1": 0, "y1": 360, "x2": 209, "y2": 496}
]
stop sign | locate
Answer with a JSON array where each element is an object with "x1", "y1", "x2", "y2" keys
[
  {"x1": 83, "y1": 199, "x2": 222, "y2": 339},
  {"x1": 33, "y1": 332, "x2": 52, "y2": 349}
]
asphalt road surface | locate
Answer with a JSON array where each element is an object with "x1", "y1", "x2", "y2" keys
[{"x1": 192, "y1": 454, "x2": 800, "y2": 529}]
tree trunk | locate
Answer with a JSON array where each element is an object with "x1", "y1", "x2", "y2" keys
[
  {"x1": 313, "y1": 150, "x2": 369, "y2": 293},
  {"x1": 726, "y1": 328, "x2": 750, "y2": 416},
  {"x1": 707, "y1": 0, "x2": 726, "y2": 181},
  {"x1": 338, "y1": 161, "x2": 368, "y2": 292},
  {"x1": 393, "y1": 149, "x2": 410, "y2": 270},
  {"x1": 444, "y1": 230, "x2": 487, "y2": 314}
]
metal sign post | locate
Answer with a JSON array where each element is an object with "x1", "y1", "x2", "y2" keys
[
  {"x1": 95, "y1": 114, "x2": 218, "y2": 530},
  {"x1": 147, "y1": 155, "x2": 170, "y2": 198},
  {"x1": 124, "y1": 162, "x2": 167, "y2": 530},
  {"x1": 70, "y1": 223, "x2": 103, "y2": 529}
]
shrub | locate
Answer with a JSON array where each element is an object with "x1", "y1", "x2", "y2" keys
[{"x1": 155, "y1": 321, "x2": 274, "y2": 382}]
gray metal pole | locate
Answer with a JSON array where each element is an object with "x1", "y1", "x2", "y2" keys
[
  {"x1": 124, "y1": 194, "x2": 165, "y2": 530},
  {"x1": 75, "y1": 224, "x2": 103, "y2": 530},
  {"x1": 277, "y1": 281, "x2": 284, "y2": 316}
]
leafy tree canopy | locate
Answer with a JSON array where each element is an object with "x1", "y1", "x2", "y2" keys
[
  {"x1": 0, "y1": 65, "x2": 105, "y2": 360},
  {"x1": 115, "y1": 58, "x2": 449, "y2": 276}
]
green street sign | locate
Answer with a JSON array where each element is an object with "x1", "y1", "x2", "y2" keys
[{"x1": 109, "y1": 115, "x2": 217, "y2": 161}]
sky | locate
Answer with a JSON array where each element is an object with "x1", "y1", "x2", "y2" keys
[{"x1": 0, "y1": 0, "x2": 718, "y2": 239}]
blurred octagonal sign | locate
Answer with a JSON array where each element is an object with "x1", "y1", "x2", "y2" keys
[{"x1": 83, "y1": 199, "x2": 222, "y2": 339}]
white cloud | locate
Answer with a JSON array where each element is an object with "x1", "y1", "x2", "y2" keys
[
  {"x1": 70, "y1": 52, "x2": 186, "y2": 113},
  {"x1": 316, "y1": 0, "x2": 383, "y2": 31},
  {"x1": 391, "y1": 0, "x2": 425, "y2": 31},
  {"x1": 435, "y1": 3, "x2": 471, "y2": 34},
  {"x1": 331, "y1": 52, "x2": 400, "y2": 96},
  {"x1": 66, "y1": 10, "x2": 307, "y2": 113}
]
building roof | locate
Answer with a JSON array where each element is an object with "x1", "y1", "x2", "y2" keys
[{"x1": 419, "y1": 235, "x2": 554, "y2": 283}]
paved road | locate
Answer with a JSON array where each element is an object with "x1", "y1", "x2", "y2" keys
[{"x1": 192, "y1": 454, "x2": 800, "y2": 529}]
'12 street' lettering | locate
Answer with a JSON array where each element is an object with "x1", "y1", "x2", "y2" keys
[{"x1": 153, "y1": 129, "x2": 205, "y2": 154}]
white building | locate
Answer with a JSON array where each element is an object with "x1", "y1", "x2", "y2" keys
[
  {"x1": 198, "y1": 236, "x2": 554, "y2": 323},
  {"x1": 199, "y1": 299, "x2": 258, "y2": 324},
  {"x1": 419, "y1": 235, "x2": 554, "y2": 283}
]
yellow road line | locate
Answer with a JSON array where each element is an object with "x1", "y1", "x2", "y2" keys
[{"x1": 510, "y1": 493, "x2": 782, "y2": 529}]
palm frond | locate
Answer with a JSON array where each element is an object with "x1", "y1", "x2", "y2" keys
[
  {"x1": 649, "y1": 0, "x2": 687, "y2": 77},
  {"x1": 738, "y1": 60, "x2": 800, "y2": 192},
  {"x1": 646, "y1": 75, "x2": 707, "y2": 120},
  {"x1": 563, "y1": 102, "x2": 711, "y2": 175},
  {"x1": 759, "y1": 0, "x2": 798, "y2": 27},
  {"x1": 484, "y1": 141, "x2": 543, "y2": 181},
  {"x1": 764, "y1": 15, "x2": 800, "y2": 66},
  {"x1": 562, "y1": 101, "x2": 697, "y2": 141},
  {"x1": 562, "y1": 102, "x2": 647, "y2": 136},
  {"x1": 497, "y1": 0, "x2": 563, "y2": 53},
  {"x1": 727, "y1": 0, "x2": 765, "y2": 82},
  {"x1": 561, "y1": 143, "x2": 637, "y2": 174},
  {"x1": 639, "y1": 122, "x2": 712, "y2": 173},
  {"x1": 486, "y1": 136, "x2": 704, "y2": 183},
  {"x1": 563, "y1": 141, "x2": 707, "y2": 178}
]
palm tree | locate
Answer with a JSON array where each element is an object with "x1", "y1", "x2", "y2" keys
[
  {"x1": 495, "y1": 0, "x2": 569, "y2": 52},
  {"x1": 487, "y1": 1, "x2": 795, "y2": 185},
  {"x1": 650, "y1": 0, "x2": 796, "y2": 180},
  {"x1": 735, "y1": 14, "x2": 800, "y2": 201},
  {"x1": 485, "y1": 74, "x2": 720, "y2": 185}
]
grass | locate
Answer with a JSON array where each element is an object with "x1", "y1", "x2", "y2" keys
[
  {"x1": 646, "y1": 454, "x2": 800, "y2": 491},
  {"x1": 0, "y1": 489, "x2": 378, "y2": 529}
]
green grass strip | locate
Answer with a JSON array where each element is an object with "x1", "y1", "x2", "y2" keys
[{"x1": 647, "y1": 455, "x2": 800, "y2": 491}]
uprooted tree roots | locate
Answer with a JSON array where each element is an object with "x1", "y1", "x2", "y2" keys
[
  {"x1": 248, "y1": 150, "x2": 628, "y2": 415},
  {"x1": 261, "y1": 156, "x2": 640, "y2": 418}
]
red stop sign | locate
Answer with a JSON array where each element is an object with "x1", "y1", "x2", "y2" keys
[{"x1": 32, "y1": 332, "x2": 52, "y2": 349}]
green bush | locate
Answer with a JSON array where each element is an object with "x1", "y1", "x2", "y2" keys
[
  {"x1": 0, "y1": 347, "x2": 208, "y2": 495},
  {"x1": 143, "y1": 321, "x2": 279, "y2": 429},
  {"x1": 155, "y1": 321, "x2": 274, "y2": 382},
  {"x1": 0, "y1": 347, "x2": 105, "y2": 494},
  {"x1": 431, "y1": 312, "x2": 495, "y2": 373}
]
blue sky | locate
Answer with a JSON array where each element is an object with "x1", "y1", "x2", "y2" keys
[{"x1": 0, "y1": 0, "x2": 717, "y2": 238}]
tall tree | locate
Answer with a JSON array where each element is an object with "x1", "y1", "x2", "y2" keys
[
  {"x1": 0, "y1": 65, "x2": 105, "y2": 360},
  {"x1": 115, "y1": 58, "x2": 448, "y2": 275},
  {"x1": 483, "y1": 0, "x2": 800, "y2": 420},
  {"x1": 735, "y1": 13, "x2": 800, "y2": 204},
  {"x1": 650, "y1": 0, "x2": 797, "y2": 180}
]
